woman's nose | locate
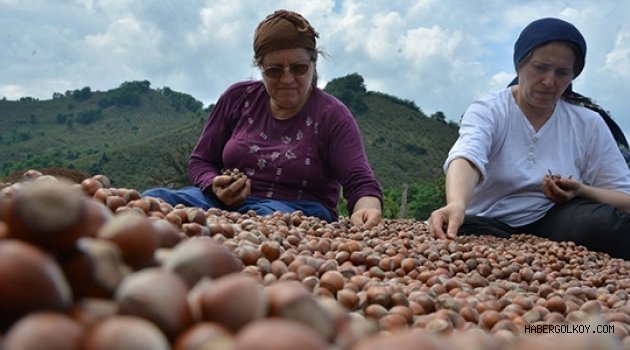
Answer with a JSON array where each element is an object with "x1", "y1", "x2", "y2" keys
[
  {"x1": 541, "y1": 71, "x2": 555, "y2": 87},
  {"x1": 279, "y1": 70, "x2": 295, "y2": 82}
]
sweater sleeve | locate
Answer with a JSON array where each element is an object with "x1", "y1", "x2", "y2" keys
[
  {"x1": 188, "y1": 84, "x2": 242, "y2": 192},
  {"x1": 324, "y1": 100, "x2": 383, "y2": 213}
]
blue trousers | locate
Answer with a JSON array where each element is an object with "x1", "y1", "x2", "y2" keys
[{"x1": 142, "y1": 186, "x2": 334, "y2": 222}]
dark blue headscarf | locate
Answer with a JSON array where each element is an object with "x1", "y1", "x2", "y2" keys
[
  {"x1": 509, "y1": 18, "x2": 629, "y2": 155},
  {"x1": 509, "y1": 17, "x2": 586, "y2": 87},
  {"x1": 514, "y1": 17, "x2": 586, "y2": 78}
]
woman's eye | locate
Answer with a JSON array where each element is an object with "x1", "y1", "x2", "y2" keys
[
  {"x1": 533, "y1": 64, "x2": 547, "y2": 72},
  {"x1": 556, "y1": 70, "x2": 571, "y2": 77}
]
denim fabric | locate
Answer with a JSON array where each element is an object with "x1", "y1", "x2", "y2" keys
[{"x1": 142, "y1": 186, "x2": 334, "y2": 222}]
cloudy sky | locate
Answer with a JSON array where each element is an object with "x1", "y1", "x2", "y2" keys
[{"x1": 2, "y1": 0, "x2": 629, "y2": 141}]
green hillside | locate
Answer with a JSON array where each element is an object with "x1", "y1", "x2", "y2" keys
[
  {"x1": 324, "y1": 73, "x2": 459, "y2": 189},
  {"x1": 0, "y1": 81, "x2": 208, "y2": 189},
  {"x1": 0, "y1": 75, "x2": 459, "y2": 200}
]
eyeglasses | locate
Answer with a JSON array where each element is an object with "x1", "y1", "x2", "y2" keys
[{"x1": 262, "y1": 63, "x2": 310, "y2": 79}]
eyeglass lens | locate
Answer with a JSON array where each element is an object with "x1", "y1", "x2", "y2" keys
[{"x1": 263, "y1": 63, "x2": 310, "y2": 78}]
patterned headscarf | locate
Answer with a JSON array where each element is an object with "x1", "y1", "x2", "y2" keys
[{"x1": 253, "y1": 10, "x2": 319, "y2": 59}]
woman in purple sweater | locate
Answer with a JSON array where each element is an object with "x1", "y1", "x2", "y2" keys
[{"x1": 143, "y1": 10, "x2": 383, "y2": 228}]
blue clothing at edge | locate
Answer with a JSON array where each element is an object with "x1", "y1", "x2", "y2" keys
[{"x1": 142, "y1": 186, "x2": 334, "y2": 222}]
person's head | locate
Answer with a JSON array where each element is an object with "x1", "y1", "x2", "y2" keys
[
  {"x1": 512, "y1": 18, "x2": 587, "y2": 111},
  {"x1": 514, "y1": 18, "x2": 586, "y2": 79},
  {"x1": 253, "y1": 10, "x2": 320, "y2": 116}
]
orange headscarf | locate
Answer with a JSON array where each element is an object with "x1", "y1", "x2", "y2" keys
[{"x1": 253, "y1": 10, "x2": 319, "y2": 59}]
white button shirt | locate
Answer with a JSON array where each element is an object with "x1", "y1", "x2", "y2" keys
[{"x1": 445, "y1": 88, "x2": 630, "y2": 227}]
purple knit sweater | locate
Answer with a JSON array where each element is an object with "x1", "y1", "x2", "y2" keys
[{"x1": 188, "y1": 81, "x2": 382, "y2": 217}]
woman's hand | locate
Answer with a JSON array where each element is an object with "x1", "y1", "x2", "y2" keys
[
  {"x1": 211, "y1": 174, "x2": 251, "y2": 207},
  {"x1": 350, "y1": 196, "x2": 382, "y2": 229},
  {"x1": 351, "y1": 208, "x2": 382, "y2": 229},
  {"x1": 542, "y1": 174, "x2": 581, "y2": 204},
  {"x1": 428, "y1": 203, "x2": 465, "y2": 239}
]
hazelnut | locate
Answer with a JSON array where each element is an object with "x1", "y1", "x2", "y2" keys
[
  {"x1": 3, "y1": 312, "x2": 83, "y2": 350},
  {"x1": 97, "y1": 210, "x2": 160, "y2": 269},
  {"x1": 164, "y1": 236, "x2": 244, "y2": 288},
  {"x1": 194, "y1": 274, "x2": 266, "y2": 332},
  {"x1": 82, "y1": 315, "x2": 170, "y2": 350},
  {"x1": 235, "y1": 319, "x2": 328, "y2": 350},
  {"x1": 115, "y1": 267, "x2": 193, "y2": 340},
  {"x1": 0, "y1": 239, "x2": 72, "y2": 331}
]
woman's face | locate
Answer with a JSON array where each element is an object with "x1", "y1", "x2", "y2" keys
[
  {"x1": 260, "y1": 48, "x2": 314, "y2": 118},
  {"x1": 516, "y1": 42, "x2": 576, "y2": 113}
]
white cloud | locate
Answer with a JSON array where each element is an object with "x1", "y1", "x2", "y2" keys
[
  {"x1": 363, "y1": 12, "x2": 403, "y2": 61},
  {"x1": 0, "y1": 84, "x2": 26, "y2": 100},
  {"x1": 489, "y1": 71, "x2": 514, "y2": 92},
  {"x1": 70, "y1": 14, "x2": 163, "y2": 90},
  {"x1": 191, "y1": 1, "x2": 248, "y2": 48},
  {"x1": 401, "y1": 25, "x2": 463, "y2": 64},
  {"x1": 605, "y1": 31, "x2": 630, "y2": 77},
  {"x1": 1, "y1": 0, "x2": 629, "y2": 138}
]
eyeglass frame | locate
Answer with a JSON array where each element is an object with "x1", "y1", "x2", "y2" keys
[{"x1": 261, "y1": 61, "x2": 312, "y2": 79}]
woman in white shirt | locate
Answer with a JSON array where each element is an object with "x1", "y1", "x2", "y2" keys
[{"x1": 428, "y1": 17, "x2": 630, "y2": 260}]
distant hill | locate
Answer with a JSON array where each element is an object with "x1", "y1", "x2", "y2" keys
[
  {"x1": 0, "y1": 75, "x2": 459, "y2": 192},
  {"x1": 322, "y1": 74, "x2": 459, "y2": 190}
]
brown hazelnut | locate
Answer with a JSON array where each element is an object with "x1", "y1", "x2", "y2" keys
[
  {"x1": 194, "y1": 274, "x2": 266, "y2": 332},
  {"x1": 1, "y1": 180, "x2": 93, "y2": 252},
  {"x1": 173, "y1": 322, "x2": 234, "y2": 350},
  {"x1": 82, "y1": 315, "x2": 170, "y2": 350},
  {"x1": 3, "y1": 312, "x2": 83, "y2": 350},
  {"x1": 115, "y1": 267, "x2": 193, "y2": 340},
  {"x1": 97, "y1": 210, "x2": 160, "y2": 269},
  {"x1": 163, "y1": 236, "x2": 244, "y2": 288},
  {"x1": 235, "y1": 319, "x2": 328, "y2": 350},
  {"x1": 0, "y1": 239, "x2": 72, "y2": 331}
]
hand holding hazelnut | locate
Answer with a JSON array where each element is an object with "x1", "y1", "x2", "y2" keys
[
  {"x1": 542, "y1": 170, "x2": 580, "y2": 204},
  {"x1": 211, "y1": 169, "x2": 251, "y2": 207}
]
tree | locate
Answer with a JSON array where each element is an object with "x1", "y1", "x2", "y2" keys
[
  {"x1": 380, "y1": 177, "x2": 446, "y2": 220},
  {"x1": 72, "y1": 87, "x2": 92, "y2": 101},
  {"x1": 324, "y1": 73, "x2": 368, "y2": 114},
  {"x1": 149, "y1": 141, "x2": 194, "y2": 188},
  {"x1": 107, "y1": 80, "x2": 153, "y2": 107},
  {"x1": 120, "y1": 80, "x2": 151, "y2": 93},
  {"x1": 76, "y1": 109, "x2": 103, "y2": 125},
  {"x1": 99, "y1": 98, "x2": 114, "y2": 108},
  {"x1": 430, "y1": 111, "x2": 447, "y2": 124},
  {"x1": 324, "y1": 73, "x2": 367, "y2": 96}
]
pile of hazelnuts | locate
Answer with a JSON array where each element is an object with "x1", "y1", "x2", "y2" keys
[{"x1": 1, "y1": 171, "x2": 630, "y2": 349}]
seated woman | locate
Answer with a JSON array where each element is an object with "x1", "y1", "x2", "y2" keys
[
  {"x1": 143, "y1": 10, "x2": 383, "y2": 229},
  {"x1": 428, "y1": 17, "x2": 630, "y2": 259}
]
